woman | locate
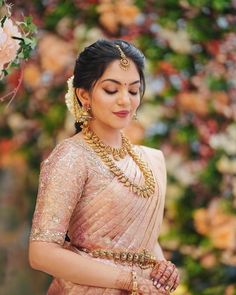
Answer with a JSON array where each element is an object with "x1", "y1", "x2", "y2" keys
[{"x1": 29, "y1": 39, "x2": 180, "y2": 294}]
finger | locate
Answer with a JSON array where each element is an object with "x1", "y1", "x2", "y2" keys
[
  {"x1": 158, "y1": 286, "x2": 170, "y2": 295},
  {"x1": 151, "y1": 260, "x2": 168, "y2": 282},
  {"x1": 149, "y1": 278, "x2": 166, "y2": 294},
  {"x1": 170, "y1": 272, "x2": 180, "y2": 292},
  {"x1": 165, "y1": 268, "x2": 178, "y2": 291},
  {"x1": 150, "y1": 260, "x2": 162, "y2": 277},
  {"x1": 152, "y1": 278, "x2": 163, "y2": 290},
  {"x1": 157, "y1": 263, "x2": 175, "y2": 288}
]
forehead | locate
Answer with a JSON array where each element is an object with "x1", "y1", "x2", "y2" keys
[{"x1": 99, "y1": 59, "x2": 140, "y2": 84}]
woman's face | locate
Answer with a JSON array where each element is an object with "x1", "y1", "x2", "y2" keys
[{"x1": 88, "y1": 59, "x2": 141, "y2": 131}]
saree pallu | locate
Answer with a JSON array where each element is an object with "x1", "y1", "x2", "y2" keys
[{"x1": 30, "y1": 135, "x2": 167, "y2": 294}]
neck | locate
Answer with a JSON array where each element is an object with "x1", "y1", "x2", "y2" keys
[{"x1": 88, "y1": 121, "x2": 122, "y2": 148}]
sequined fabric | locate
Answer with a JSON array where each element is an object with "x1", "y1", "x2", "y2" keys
[{"x1": 30, "y1": 133, "x2": 167, "y2": 295}]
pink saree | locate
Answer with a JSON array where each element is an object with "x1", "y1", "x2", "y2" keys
[{"x1": 30, "y1": 133, "x2": 167, "y2": 294}]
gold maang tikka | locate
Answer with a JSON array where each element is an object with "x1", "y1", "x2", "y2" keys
[{"x1": 115, "y1": 44, "x2": 130, "y2": 70}]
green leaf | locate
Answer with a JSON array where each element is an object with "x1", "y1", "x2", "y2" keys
[
  {"x1": 206, "y1": 76, "x2": 228, "y2": 91},
  {"x1": 22, "y1": 16, "x2": 37, "y2": 32},
  {"x1": 17, "y1": 51, "x2": 25, "y2": 59},
  {"x1": 0, "y1": 15, "x2": 7, "y2": 27},
  {"x1": 30, "y1": 37, "x2": 37, "y2": 49},
  {"x1": 10, "y1": 60, "x2": 20, "y2": 68},
  {"x1": 23, "y1": 37, "x2": 33, "y2": 45},
  {"x1": 2, "y1": 68, "x2": 9, "y2": 76}
]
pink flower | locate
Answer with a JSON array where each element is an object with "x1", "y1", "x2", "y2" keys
[{"x1": 0, "y1": 18, "x2": 22, "y2": 72}]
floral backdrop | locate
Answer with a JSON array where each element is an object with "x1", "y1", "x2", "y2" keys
[{"x1": 0, "y1": 0, "x2": 236, "y2": 294}]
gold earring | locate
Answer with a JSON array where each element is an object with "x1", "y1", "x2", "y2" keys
[
  {"x1": 79, "y1": 105, "x2": 92, "y2": 123},
  {"x1": 73, "y1": 94, "x2": 92, "y2": 123}
]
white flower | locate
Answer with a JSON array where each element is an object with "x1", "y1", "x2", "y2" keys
[
  {"x1": 158, "y1": 28, "x2": 192, "y2": 54},
  {"x1": 65, "y1": 76, "x2": 76, "y2": 118},
  {"x1": 217, "y1": 155, "x2": 236, "y2": 174},
  {"x1": 209, "y1": 124, "x2": 236, "y2": 155},
  {"x1": 0, "y1": 18, "x2": 22, "y2": 71}
]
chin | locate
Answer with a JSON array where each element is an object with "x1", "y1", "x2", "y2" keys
[
  {"x1": 111, "y1": 121, "x2": 131, "y2": 130},
  {"x1": 99, "y1": 118, "x2": 132, "y2": 130}
]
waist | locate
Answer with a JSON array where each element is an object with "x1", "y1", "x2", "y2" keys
[{"x1": 76, "y1": 246, "x2": 157, "y2": 270}]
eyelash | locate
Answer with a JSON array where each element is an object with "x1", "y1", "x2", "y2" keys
[{"x1": 104, "y1": 89, "x2": 138, "y2": 96}]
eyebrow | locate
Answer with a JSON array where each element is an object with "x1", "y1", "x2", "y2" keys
[{"x1": 101, "y1": 79, "x2": 140, "y2": 86}]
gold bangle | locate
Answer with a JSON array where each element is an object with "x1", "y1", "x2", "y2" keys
[{"x1": 130, "y1": 271, "x2": 138, "y2": 295}]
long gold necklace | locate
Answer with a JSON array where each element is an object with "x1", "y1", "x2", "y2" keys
[{"x1": 82, "y1": 125, "x2": 156, "y2": 198}]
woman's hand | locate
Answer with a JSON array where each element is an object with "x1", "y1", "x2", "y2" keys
[
  {"x1": 137, "y1": 277, "x2": 169, "y2": 295},
  {"x1": 150, "y1": 260, "x2": 180, "y2": 293}
]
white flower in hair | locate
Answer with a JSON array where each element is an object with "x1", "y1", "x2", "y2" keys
[{"x1": 65, "y1": 75, "x2": 76, "y2": 118}]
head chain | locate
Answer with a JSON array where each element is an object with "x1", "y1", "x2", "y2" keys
[{"x1": 115, "y1": 44, "x2": 130, "y2": 70}]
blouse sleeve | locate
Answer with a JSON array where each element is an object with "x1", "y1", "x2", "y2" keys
[{"x1": 29, "y1": 139, "x2": 87, "y2": 245}]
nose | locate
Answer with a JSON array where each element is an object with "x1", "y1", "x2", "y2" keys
[{"x1": 117, "y1": 90, "x2": 130, "y2": 106}]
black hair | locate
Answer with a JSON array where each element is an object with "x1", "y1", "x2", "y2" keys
[{"x1": 72, "y1": 39, "x2": 146, "y2": 133}]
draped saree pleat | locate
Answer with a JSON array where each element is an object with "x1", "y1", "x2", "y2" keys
[{"x1": 30, "y1": 134, "x2": 166, "y2": 295}]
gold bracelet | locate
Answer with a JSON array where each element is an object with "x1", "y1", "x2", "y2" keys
[{"x1": 130, "y1": 271, "x2": 138, "y2": 295}]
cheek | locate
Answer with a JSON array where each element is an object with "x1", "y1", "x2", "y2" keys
[
  {"x1": 92, "y1": 91, "x2": 109, "y2": 109},
  {"x1": 92, "y1": 96, "x2": 113, "y2": 116},
  {"x1": 132, "y1": 96, "x2": 141, "y2": 109}
]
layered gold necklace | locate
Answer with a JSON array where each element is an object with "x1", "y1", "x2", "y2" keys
[{"x1": 82, "y1": 125, "x2": 156, "y2": 198}]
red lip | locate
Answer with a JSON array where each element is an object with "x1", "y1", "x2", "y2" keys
[
  {"x1": 113, "y1": 111, "x2": 130, "y2": 118},
  {"x1": 113, "y1": 111, "x2": 130, "y2": 115}
]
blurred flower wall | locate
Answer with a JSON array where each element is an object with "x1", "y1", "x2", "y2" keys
[{"x1": 0, "y1": 0, "x2": 236, "y2": 294}]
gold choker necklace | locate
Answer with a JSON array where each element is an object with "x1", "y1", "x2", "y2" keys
[
  {"x1": 82, "y1": 125, "x2": 156, "y2": 198},
  {"x1": 83, "y1": 128, "x2": 129, "y2": 161}
]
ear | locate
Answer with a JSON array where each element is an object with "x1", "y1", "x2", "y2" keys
[{"x1": 75, "y1": 88, "x2": 91, "y2": 107}]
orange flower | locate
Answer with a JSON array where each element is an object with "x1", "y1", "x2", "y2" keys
[
  {"x1": 23, "y1": 63, "x2": 41, "y2": 89},
  {"x1": 225, "y1": 285, "x2": 236, "y2": 295},
  {"x1": 193, "y1": 208, "x2": 210, "y2": 235},
  {"x1": 200, "y1": 253, "x2": 217, "y2": 268},
  {"x1": 99, "y1": 9, "x2": 117, "y2": 33},
  {"x1": 195, "y1": 200, "x2": 236, "y2": 251},
  {"x1": 158, "y1": 61, "x2": 178, "y2": 75},
  {"x1": 116, "y1": 2, "x2": 139, "y2": 26},
  {"x1": 97, "y1": 1, "x2": 139, "y2": 34},
  {"x1": 0, "y1": 139, "x2": 16, "y2": 167},
  {"x1": 38, "y1": 34, "x2": 74, "y2": 74},
  {"x1": 210, "y1": 218, "x2": 236, "y2": 250},
  {"x1": 211, "y1": 91, "x2": 230, "y2": 115},
  {"x1": 177, "y1": 92, "x2": 209, "y2": 116},
  {"x1": 0, "y1": 139, "x2": 14, "y2": 154}
]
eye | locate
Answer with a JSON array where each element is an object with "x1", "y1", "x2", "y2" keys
[
  {"x1": 104, "y1": 89, "x2": 117, "y2": 95},
  {"x1": 129, "y1": 91, "x2": 138, "y2": 95}
]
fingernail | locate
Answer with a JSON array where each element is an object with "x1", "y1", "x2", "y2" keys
[
  {"x1": 165, "y1": 285, "x2": 170, "y2": 290},
  {"x1": 153, "y1": 280, "x2": 158, "y2": 286},
  {"x1": 156, "y1": 283, "x2": 161, "y2": 289}
]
